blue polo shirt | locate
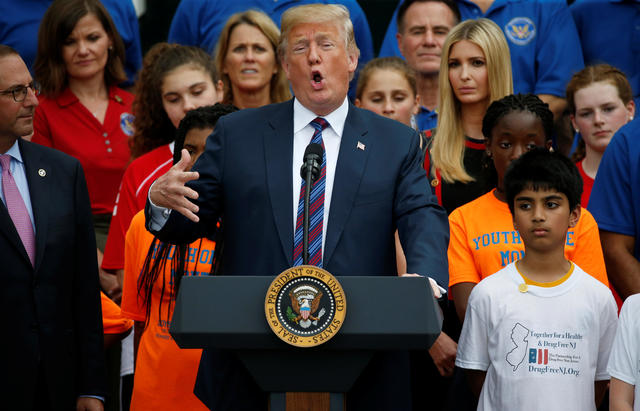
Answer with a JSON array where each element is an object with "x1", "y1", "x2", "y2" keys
[
  {"x1": 416, "y1": 106, "x2": 438, "y2": 133},
  {"x1": 588, "y1": 119, "x2": 640, "y2": 259},
  {"x1": 379, "y1": 0, "x2": 584, "y2": 97},
  {"x1": 571, "y1": 0, "x2": 640, "y2": 106},
  {"x1": 167, "y1": 0, "x2": 374, "y2": 100},
  {"x1": 0, "y1": 0, "x2": 142, "y2": 88}
]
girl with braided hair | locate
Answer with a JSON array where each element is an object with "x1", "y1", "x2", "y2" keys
[
  {"x1": 448, "y1": 93, "x2": 609, "y2": 323},
  {"x1": 121, "y1": 104, "x2": 236, "y2": 410}
]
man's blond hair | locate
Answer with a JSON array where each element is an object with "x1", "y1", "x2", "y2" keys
[{"x1": 277, "y1": 4, "x2": 360, "y2": 62}]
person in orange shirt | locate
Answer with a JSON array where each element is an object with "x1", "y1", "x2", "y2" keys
[
  {"x1": 448, "y1": 94, "x2": 609, "y2": 323},
  {"x1": 100, "y1": 292, "x2": 133, "y2": 348},
  {"x1": 121, "y1": 104, "x2": 236, "y2": 410}
]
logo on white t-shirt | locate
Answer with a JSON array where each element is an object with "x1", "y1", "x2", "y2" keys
[{"x1": 506, "y1": 322, "x2": 530, "y2": 371}]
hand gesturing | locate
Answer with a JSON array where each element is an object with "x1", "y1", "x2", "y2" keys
[{"x1": 149, "y1": 149, "x2": 201, "y2": 222}]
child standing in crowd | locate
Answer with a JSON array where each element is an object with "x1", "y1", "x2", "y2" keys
[
  {"x1": 456, "y1": 148, "x2": 617, "y2": 410},
  {"x1": 567, "y1": 64, "x2": 635, "y2": 209},
  {"x1": 121, "y1": 104, "x2": 236, "y2": 410},
  {"x1": 354, "y1": 57, "x2": 420, "y2": 129},
  {"x1": 448, "y1": 94, "x2": 608, "y2": 324}
]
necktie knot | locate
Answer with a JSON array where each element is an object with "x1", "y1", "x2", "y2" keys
[
  {"x1": 0, "y1": 154, "x2": 11, "y2": 174},
  {"x1": 311, "y1": 117, "x2": 329, "y2": 133}
]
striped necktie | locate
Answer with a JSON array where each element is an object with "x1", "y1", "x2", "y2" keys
[
  {"x1": 293, "y1": 117, "x2": 328, "y2": 267},
  {"x1": 1, "y1": 154, "x2": 35, "y2": 266}
]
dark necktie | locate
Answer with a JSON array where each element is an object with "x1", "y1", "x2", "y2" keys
[{"x1": 293, "y1": 117, "x2": 328, "y2": 267}]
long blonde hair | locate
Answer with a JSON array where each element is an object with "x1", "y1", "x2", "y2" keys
[{"x1": 431, "y1": 18, "x2": 512, "y2": 183}]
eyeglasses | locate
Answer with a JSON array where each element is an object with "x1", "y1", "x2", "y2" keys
[{"x1": 0, "y1": 82, "x2": 40, "y2": 102}]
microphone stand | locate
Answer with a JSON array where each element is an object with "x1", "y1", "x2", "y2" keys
[
  {"x1": 300, "y1": 143, "x2": 323, "y2": 266},
  {"x1": 302, "y1": 165, "x2": 313, "y2": 265}
]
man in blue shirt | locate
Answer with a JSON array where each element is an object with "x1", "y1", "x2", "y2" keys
[
  {"x1": 589, "y1": 120, "x2": 640, "y2": 300},
  {"x1": 168, "y1": 0, "x2": 373, "y2": 99},
  {"x1": 396, "y1": 0, "x2": 460, "y2": 133},
  {"x1": 571, "y1": 0, "x2": 640, "y2": 109},
  {"x1": 0, "y1": 0, "x2": 142, "y2": 88},
  {"x1": 379, "y1": 0, "x2": 584, "y2": 119}
]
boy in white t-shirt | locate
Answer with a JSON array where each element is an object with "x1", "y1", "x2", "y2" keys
[
  {"x1": 608, "y1": 293, "x2": 640, "y2": 410},
  {"x1": 456, "y1": 149, "x2": 617, "y2": 411}
]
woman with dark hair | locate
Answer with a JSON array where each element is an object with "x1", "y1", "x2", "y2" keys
[
  {"x1": 121, "y1": 104, "x2": 236, "y2": 410},
  {"x1": 32, "y1": 0, "x2": 132, "y2": 255},
  {"x1": 214, "y1": 10, "x2": 291, "y2": 109}
]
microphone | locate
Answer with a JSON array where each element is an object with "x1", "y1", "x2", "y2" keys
[
  {"x1": 300, "y1": 143, "x2": 324, "y2": 265},
  {"x1": 300, "y1": 143, "x2": 323, "y2": 182}
]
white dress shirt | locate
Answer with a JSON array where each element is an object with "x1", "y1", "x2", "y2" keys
[
  {"x1": 291, "y1": 97, "x2": 348, "y2": 255},
  {"x1": 149, "y1": 97, "x2": 349, "y2": 254}
]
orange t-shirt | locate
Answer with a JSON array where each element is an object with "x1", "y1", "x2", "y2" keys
[
  {"x1": 101, "y1": 291, "x2": 133, "y2": 335},
  {"x1": 448, "y1": 190, "x2": 608, "y2": 287},
  {"x1": 122, "y1": 211, "x2": 214, "y2": 411}
]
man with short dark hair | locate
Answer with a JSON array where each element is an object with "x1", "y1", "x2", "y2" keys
[{"x1": 0, "y1": 45, "x2": 105, "y2": 410}]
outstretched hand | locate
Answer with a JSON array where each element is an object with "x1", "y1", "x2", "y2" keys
[{"x1": 149, "y1": 149, "x2": 201, "y2": 222}]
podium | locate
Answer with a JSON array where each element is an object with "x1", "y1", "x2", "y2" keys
[{"x1": 170, "y1": 275, "x2": 442, "y2": 410}]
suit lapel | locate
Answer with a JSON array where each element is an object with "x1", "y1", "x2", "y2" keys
[
  {"x1": 324, "y1": 105, "x2": 370, "y2": 267},
  {"x1": 264, "y1": 101, "x2": 295, "y2": 266},
  {"x1": 19, "y1": 139, "x2": 49, "y2": 272}
]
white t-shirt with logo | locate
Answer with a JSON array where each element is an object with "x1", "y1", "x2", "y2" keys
[
  {"x1": 608, "y1": 293, "x2": 640, "y2": 411},
  {"x1": 456, "y1": 262, "x2": 617, "y2": 411}
]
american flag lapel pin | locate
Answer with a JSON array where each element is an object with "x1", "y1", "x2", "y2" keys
[{"x1": 357, "y1": 141, "x2": 365, "y2": 151}]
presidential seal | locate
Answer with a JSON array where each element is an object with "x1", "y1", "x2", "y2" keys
[{"x1": 265, "y1": 265, "x2": 346, "y2": 348}]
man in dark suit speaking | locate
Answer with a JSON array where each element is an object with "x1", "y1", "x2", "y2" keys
[
  {"x1": 0, "y1": 46, "x2": 105, "y2": 410},
  {"x1": 147, "y1": 4, "x2": 449, "y2": 410}
]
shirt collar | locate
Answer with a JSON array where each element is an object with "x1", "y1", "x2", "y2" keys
[
  {"x1": 293, "y1": 97, "x2": 349, "y2": 137},
  {"x1": 4, "y1": 139, "x2": 23, "y2": 164},
  {"x1": 418, "y1": 105, "x2": 437, "y2": 117}
]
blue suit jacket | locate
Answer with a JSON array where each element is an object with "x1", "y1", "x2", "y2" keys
[
  {"x1": 148, "y1": 100, "x2": 449, "y2": 409},
  {"x1": 151, "y1": 100, "x2": 448, "y2": 282}
]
